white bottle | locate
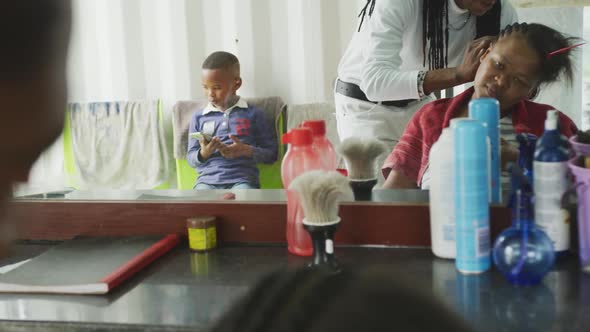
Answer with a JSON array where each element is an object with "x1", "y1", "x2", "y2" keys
[
  {"x1": 534, "y1": 110, "x2": 570, "y2": 254},
  {"x1": 428, "y1": 128, "x2": 455, "y2": 259}
]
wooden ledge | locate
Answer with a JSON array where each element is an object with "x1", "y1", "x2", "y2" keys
[{"x1": 7, "y1": 201, "x2": 511, "y2": 246}]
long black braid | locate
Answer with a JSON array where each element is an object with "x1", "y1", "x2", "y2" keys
[
  {"x1": 358, "y1": 0, "x2": 502, "y2": 69},
  {"x1": 357, "y1": 0, "x2": 376, "y2": 32},
  {"x1": 423, "y1": 0, "x2": 502, "y2": 69},
  {"x1": 422, "y1": 1, "x2": 449, "y2": 70}
]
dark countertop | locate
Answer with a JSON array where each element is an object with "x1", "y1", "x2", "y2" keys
[{"x1": 0, "y1": 243, "x2": 588, "y2": 332}]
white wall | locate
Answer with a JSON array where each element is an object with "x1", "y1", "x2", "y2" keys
[
  {"x1": 23, "y1": 0, "x2": 588, "y2": 190},
  {"x1": 67, "y1": 0, "x2": 367, "y2": 105}
]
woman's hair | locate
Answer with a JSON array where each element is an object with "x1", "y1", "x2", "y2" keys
[
  {"x1": 422, "y1": 0, "x2": 501, "y2": 69},
  {"x1": 211, "y1": 267, "x2": 475, "y2": 332},
  {"x1": 357, "y1": 0, "x2": 502, "y2": 70},
  {"x1": 500, "y1": 22, "x2": 579, "y2": 87}
]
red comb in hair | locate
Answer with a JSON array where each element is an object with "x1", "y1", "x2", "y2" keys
[{"x1": 546, "y1": 42, "x2": 586, "y2": 59}]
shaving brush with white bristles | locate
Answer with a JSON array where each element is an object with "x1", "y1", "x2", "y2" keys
[
  {"x1": 337, "y1": 137, "x2": 387, "y2": 201},
  {"x1": 289, "y1": 170, "x2": 353, "y2": 271}
]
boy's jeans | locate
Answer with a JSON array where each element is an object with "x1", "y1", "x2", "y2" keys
[{"x1": 194, "y1": 182, "x2": 258, "y2": 190}]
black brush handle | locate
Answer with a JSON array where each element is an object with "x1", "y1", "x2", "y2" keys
[
  {"x1": 349, "y1": 179, "x2": 377, "y2": 201},
  {"x1": 304, "y1": 224, "x2": 340, "y2": 272}
]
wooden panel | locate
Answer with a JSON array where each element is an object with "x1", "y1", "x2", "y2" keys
[{"x1": 7, "y1": 201, "x2": 511, "y2": 246}]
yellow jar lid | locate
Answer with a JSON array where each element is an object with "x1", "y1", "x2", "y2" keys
[{"x1": 187, "y1": 216, "x2": 216, "y2": 229}]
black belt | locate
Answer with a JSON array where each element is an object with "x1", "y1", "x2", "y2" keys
[{"x1": 335, "y1": 79, "x2": 415, "y2": 108}]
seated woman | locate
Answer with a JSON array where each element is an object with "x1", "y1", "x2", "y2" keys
[{"x1": 382, "y1": 22, "x2": 579, "y2": 189}]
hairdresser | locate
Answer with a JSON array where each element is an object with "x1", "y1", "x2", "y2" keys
[{"x1": 335, "y1": 0, "x2": 517, "y2": 183}]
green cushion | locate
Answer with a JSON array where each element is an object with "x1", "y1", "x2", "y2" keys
[
  {"x1": 258, "y1": 158, "x2": 283, "y2": 189},
  {"x1": 63, "y1": 106, "x2": 76, "y2": 188},
  {"x1": 176, "y1": 154, "x2": 283, "y2": 189},
  {"x1": 175, "y1": 156, "x2": 283, "y2": 189},
  {"x1": 176, "y1": 158, "x2": 198, "y2": 190}
]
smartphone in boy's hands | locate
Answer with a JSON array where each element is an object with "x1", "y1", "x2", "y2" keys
[{"x1": 190, "y1": 132, "x2": 213, "y2": 142}]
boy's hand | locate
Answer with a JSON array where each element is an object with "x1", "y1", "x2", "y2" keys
[
  {"x1": 218, "y1": 135, "x2": 253, "y2": 159},
  {"x1": 199, "y1": 137, "x2": 223, "y2": 161}
]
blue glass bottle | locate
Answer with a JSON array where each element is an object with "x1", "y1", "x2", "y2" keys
[
  {"x1": 516, "y1": 133, "x2": 537, "y2": 184},
  {"x1": 493, "y1": 165, "x2": 555, "y2": 285}
]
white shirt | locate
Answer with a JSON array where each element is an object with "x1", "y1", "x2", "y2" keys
[
  {"x1": 337, "y1": 0, "x2": 518, "y2": 102},
  {"x1": 202, "y1": 97, "x2": 248, "y2": 115}
]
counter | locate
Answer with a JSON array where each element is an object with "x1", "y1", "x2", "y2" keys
[{"x1": 0, "y1": 242, "x2": 587, "y2": 332}]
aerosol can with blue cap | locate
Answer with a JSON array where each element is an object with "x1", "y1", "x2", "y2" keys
[
  {"x1": 469, "y1": 98, "x2": 501, "y2": 204},
  {"x1": 453, "y1": 119, "x2": 491, "y2": 274}
]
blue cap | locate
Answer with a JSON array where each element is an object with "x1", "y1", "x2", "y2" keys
[
  {"x1": 453, "y1": 119, "x2": 487, "y2": 158},
  {"x1": 469, "y1": 98, "x2": 499, "y2": 122},
  {"x1": 469, "y1": 98, "x2": 499, "y2": 144}
]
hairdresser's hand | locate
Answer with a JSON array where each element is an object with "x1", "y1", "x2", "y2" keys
[
  {"x1": 199, "y1": 137, "x2": 223, "y2": 161},
  {"x1": 456, "y1": 36, "x2": 496, "y2": 84},
  {"x1": 218, "y1": 135, "x2": 253, "y2": 159},
  {"x1": 501, "y1": 138, "x2": 519, "y2": 170}
]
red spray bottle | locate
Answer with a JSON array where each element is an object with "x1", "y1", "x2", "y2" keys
[
  {"x1": 301, "y1": 120, "x2": 338, "y2": 171},
  {"x1": 281, "y1": 128, "x2": 325, "y2": 256}
]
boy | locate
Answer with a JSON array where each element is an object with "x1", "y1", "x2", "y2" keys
[{"x1": 187, "y1": 51, "x2": 277, "y2": 189}]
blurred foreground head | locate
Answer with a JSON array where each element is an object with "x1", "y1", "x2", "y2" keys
[
  {"x1": 211, "y1": 267, "x2": 475, "y2": 332},
  {"x1": 0, "y1": 1, "x2": 71, "y2": 250}
]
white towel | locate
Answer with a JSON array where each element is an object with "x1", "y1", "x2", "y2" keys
[{"x1": 68, "y1": 100, "x2": 169, "y2": 189}]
